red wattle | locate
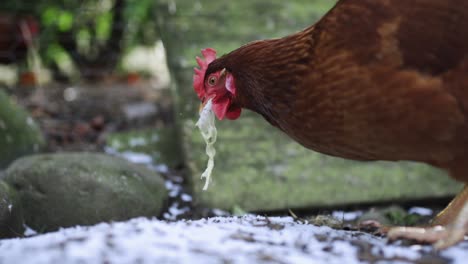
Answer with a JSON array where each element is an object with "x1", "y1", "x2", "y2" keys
[
  {"x1": 226, "y1": 106, "x2": 242, "y2": 120},
  {"x1": 212, "y1": 96, "x2": 242, "y2": 120},
  {"x1": 212, "y1": 96, "x2": 231, "y2": 120}
]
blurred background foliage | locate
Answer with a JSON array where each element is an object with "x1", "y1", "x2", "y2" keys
[
  {"x1": 1, "y1": 0, "x2": 159, "y2": 80},
  {"x1": 0, "y1": 0, "x2": 337, "y2": 83},
  {"x1": 0, "y1": 0, "x2": 338, "y2": 83},
  {"x1": 156, "y1": 0, "x2": 335, "y2": 60}
]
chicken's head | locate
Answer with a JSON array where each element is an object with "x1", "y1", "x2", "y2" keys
[{"x1": 193, "y1": 48, "x2": 241, "y2": 120}]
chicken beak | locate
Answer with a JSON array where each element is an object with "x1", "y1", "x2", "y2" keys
[{"x1": 199, "y1": 100, "x2": 207, "y2": 113}]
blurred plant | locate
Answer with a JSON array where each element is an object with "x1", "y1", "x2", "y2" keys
[{"x1": 2, "y1": 0, "x2": 159, "y2": 81}]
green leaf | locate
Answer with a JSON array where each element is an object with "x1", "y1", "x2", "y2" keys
[
  {"x1": 96, "y1": 12, "x2": 112, "y2": 40},
  {"x1": 77, "y1": 29, "x2": 91, "y2": 52},
  {"x1": 42, "y1": 7, "x2": 59, "y2": 26},
  {"x1": 58, "y1": 11, "x2": 74, "y2": 32}
]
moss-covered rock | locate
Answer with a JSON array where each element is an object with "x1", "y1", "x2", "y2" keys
[
  {"x1": 0, "y1": 90, "x2": 44, "y2": 169},
  {"x1": 156, "y1": 0, "x2": 462, "y2": 212},
  {"x1": 2, "y1": 152, "x2": 168, "y2": 232},
  {"x1": 0, "y1": 180, "x2": 24, "y2": 238}
]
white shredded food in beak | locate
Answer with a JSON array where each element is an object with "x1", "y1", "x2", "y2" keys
[{"x1": 196, "y1": 99, "x2": 217, "y2": 190}]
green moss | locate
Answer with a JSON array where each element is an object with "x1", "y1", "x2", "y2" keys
[
  {"x1": 0, "y1": 90, "x2": 45, "y2": 168},
  {"x1": 0, "y1": 180, "x2": 24, "y2": 238}
]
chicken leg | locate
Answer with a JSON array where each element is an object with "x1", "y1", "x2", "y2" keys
[{"x1": 387, "y1": 185, "x2": 467, "y2": 250}]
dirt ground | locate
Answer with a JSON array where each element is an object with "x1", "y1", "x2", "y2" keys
[{"x1": 10, "y1": 79, "x2": 173, "y2": 152}]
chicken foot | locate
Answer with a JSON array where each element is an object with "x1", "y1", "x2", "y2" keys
[{"x1": 387, "y1": 185, "x2": 467, "y2": 250}]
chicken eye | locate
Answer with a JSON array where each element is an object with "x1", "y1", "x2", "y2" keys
[{"x1": 208, "y1": 76, "x2": 217, "y2": 86}]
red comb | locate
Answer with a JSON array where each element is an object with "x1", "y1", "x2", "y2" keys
[{"x1": 193, "y1": 48, "x2": 217, "y2": 99}]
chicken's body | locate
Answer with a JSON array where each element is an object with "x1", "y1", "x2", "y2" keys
[
  {"x1": 197, "y1": 0, "x2": 468, "y2": 248},
  {"x1": 211, "y1": 0, "x2": 468, "y2": 173}
]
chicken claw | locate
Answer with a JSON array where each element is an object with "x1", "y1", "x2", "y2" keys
[
  {"x1": 388, "y1": 187, "x2": 467, "y2": 250},
  {"x1": 387, "y1": 226, "x2": 455, "y2": 249}
]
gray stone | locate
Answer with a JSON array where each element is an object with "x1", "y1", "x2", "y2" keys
[
  {"x1": 156, "y1": 0, "x2": 462, "y2": 212},
  {"x1": 2, "y1": 153, "x2": 168, "y2": 232},
  {"x1": 0, "y1": 90, "x2": 45, "y2": 169},
  {"x1": 0, "y1": 180, "x2": 24, "y2": 238}
]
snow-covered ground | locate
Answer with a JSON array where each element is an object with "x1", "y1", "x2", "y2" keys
[{"x1": 0, "y1": 215, "x2": 466, "y2": 264}]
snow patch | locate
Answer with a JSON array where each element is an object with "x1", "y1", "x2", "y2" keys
[
  {"x1": 408, "y1": 207, "x2": 433, "y2": 216},
  {"x1": 332, "y1": 210, "x2": 363, "y2": 221},
  {"x1": 0, "y1": 216, "x2": 465, "y2": 264},
  {"x1": 120, "y1": 151, "x2": 153, "y2": 164}
]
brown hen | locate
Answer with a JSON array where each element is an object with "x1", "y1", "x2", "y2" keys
[{"x1": 194, "y1": 0, "x2": 468, "y2": 249}]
